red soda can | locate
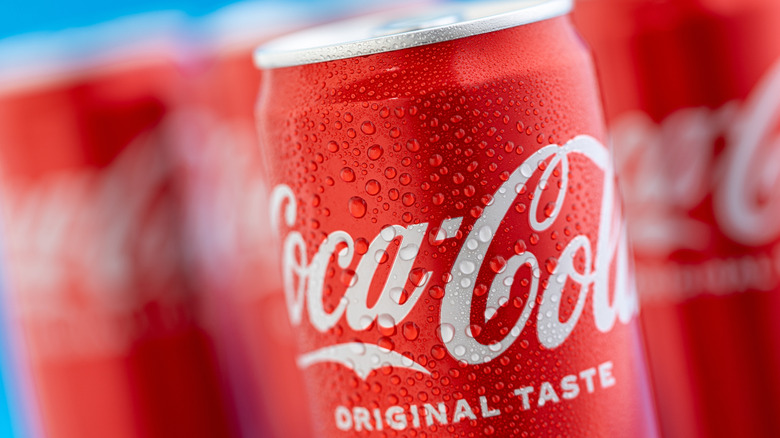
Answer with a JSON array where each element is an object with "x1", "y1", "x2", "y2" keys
[
  {"x1": 574, "y1": 0, "x2": 780, "y2": 436},
  {"x1": 255, "y1": 1, "x2": 659, "y2": 436},
  {"x1": 0, "y1": 21, "x2": 238, "y2": 438}
]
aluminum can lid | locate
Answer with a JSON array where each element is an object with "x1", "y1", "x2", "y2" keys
[{"x1": 254, "y1": 0, "x2": 573, "y2": 69}]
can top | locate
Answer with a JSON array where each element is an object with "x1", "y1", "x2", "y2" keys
[{"x1": 254, "y1": 0, "x2": 573, "y2": 69}]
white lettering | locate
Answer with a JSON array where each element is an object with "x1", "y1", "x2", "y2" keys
[
  {"x1": 334, "y1": 406, "x2": 352, "y2": 431},
  {"x1": 537, "y1": 381, "x2": 560, "y2": 407},
  {"x1": 423, "y1": 403, "x2": 447, "y2": 426},
  {"x1": 561, "y1": 374, "x2": 580, "y2": 400},
  {"x1": 453, "y1": 399, "x2": 477, "y2": 423},
  {"x1": 479, "y1": 396, "x2": 501, "y2": 418},
  {"x1": 579, "y1": 368, "x2": 597, "y2": 393},
  {"x1": 599, "y1": 361, "x2": 616, "y2": 388},
  {"x1": 386, "y1": 406, "x2": 407, "y2": 430},
  {"x1": 514, "y1": 386, "x2": 534, "y2": 410}
]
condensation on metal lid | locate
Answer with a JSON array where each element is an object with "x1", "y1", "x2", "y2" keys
[{"x1": 254, "y1": 0, "x2": 573, "y2": 69}]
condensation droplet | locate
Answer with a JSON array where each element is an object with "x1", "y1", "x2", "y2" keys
[
  {"x1": 367, "y1": 144, "x2": 384, "y2": 160},
  {"x1": 361, "y1": 121, "x2": 376, "y2": 135},
  {"x1": 438, "y1": 323, "x2": 455, "y2": 343},
  {"x1": 402, "y1": 322, "x2": 420, "y2": 341},
  {"x1": 478, "y1": 226, "x2": 493, "y2": 243},
  {"x1": 378, "y1": 314, "x2": 396, "y2": 328},
  {"x1": 365, "y1": 179, "x2": 381, "y2": 195},
  {"x1": 349, "y1": 197, "x2": 367, "y2": 218},
  {"x1": 340, "y1": 167, "x2": 356, "y2": 182},
  {"x1": 459, "y1": 260, "x2": 476, "y2": 275}
]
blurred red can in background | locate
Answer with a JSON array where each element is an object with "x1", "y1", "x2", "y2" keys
[
  {"x1": 255, "y1": 1, "x2": 659, "y2": 437},
  {"x1": 0, "y1": 19, "x2": 238, "y2": 438},
  {"x1": 177, "y1": 5, "x2": 317, "y2": 438},
  {"x1": 575, "y1": 0, "x2": 780, "y2": 436}
]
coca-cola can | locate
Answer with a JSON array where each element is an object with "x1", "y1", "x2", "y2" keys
[
  {"x1": 0, "y1": 19, "x2": 238, "y2": 438},
  {"x1": 574, "y1": 0, "x2": 780, "y2": 436},
  {"x1": 255, "y1": 1, "x2": 659, "y2": 436}
]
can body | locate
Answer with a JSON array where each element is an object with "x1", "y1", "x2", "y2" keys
[
  {"x1": 258, "y1": 12, "x2": 658, "y2": 438},
  {"x1": 0, "y1": 45, "x2": 238, "y2": 438},
  {"x1": 575, "y1": 0, "x2": 780, "y2": 436}
]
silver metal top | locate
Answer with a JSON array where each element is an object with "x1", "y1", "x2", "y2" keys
[{"x1": 254, "y1": 0, "x2": 573, "y2": 69}]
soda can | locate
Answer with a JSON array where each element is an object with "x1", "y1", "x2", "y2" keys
[
  {"x1": 574, "y1": 0, "x2": 780, "y2": 436},
  {"x1": 255, "y1": 1, "x2": 659, "y2": 436},
  {"x1": 0, "y1": 16, "x2": 239, "y2": 438}
]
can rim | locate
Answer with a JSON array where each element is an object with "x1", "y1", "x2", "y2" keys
[{"x1": 254, "y1": 0, "x2": 573, "y2": 69}]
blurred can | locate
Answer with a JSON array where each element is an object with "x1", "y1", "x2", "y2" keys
[
  {"x1": 575, "y1": 0, "x2": 780, "y2": 436},
  {"x1": 0, "y1": 16, "x2": 239, "y2": 438},
  {"x1": 255, "y1": 1, "x2": 659, "y2": 436}
]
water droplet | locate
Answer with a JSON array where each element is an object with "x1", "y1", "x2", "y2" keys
[
  {"x1": 402, "y1": 322, "x2": 420, "y2": 341},
  {"x1": 402, "y1": 192, "x2": 416, "y2": 207},
  {"x1": 378, "y1": 336, "x2": 395, "y2": 351},
  {"x1": 340, "y1": 167, "x2": 356, "y2": 182},
  {"x1": 380, "y1": 226, "x2": 397, "y2": 242},
  {"x1": 429, "y1": 154, "x2": 443, "y2": 167},
  {"x1": 350, "y1": 342, "x2": 366, "y2": 355},
  {"x1": 431, "y1": 345, "x2": 446, "y2": 359},
  {"x1": 374, "y1": 249, "x2": 389, "y2": 264},
  {"x1": 360, "y1": 121, "x2": 376, "y2": 135},
  {"x1": 378, "y1": 314, "x2": 396, "y2": 328},
  {"x1": 543, "y1": 202, "x2": 556, "y2": 218},
  {"x1": 384, "y1": 167, "x2": 397, "y2": 179},
  {"x1": 489, "y1": 256, "x2": 507, "y2": 273},
  {"x1": 454, "y1": 345, "x2": 466, "y2": 356},
  {"x1": 429, "y1": 285, "x2": 445, "y2": 299},
  {"x1": 438, "y1": 323, "x2": 455, "y2": 343},
  {"x1": 514, "y1": 240, "x2": 527, "y2": 254},
  {"x1": 432, "y1": 193, "x2": 444, "y2": 205},
  {"x1": 340, "y1": 270, "x2": 357, "y2": 287},
  {"x1": 367, "y1": 144, "x2": 384, "y2": 160},
  {"x1": 478, "y1": 226, "x2": 493, "y2": 243},
  {"x1": 390, "y1": 287, "x2": 405, "y2": 304},
  {"x1": 399, "y1": 244, "x2": 420, "y2": 261},
  {"x1": 409, "y1": 267, "x2": 429, "y2": 287},
  {"x1": 459, "y1": 260, "x2": 476, "y2": 275},
  {"x1": 355, "y1": 238, "x2": 369, "y2": 255},
  {"x1": 365, "y1": 179, "x2": 381, "y2": 195},
  {"x1": 545, "y1": 257, "x2": 558, "y2": 274},
  {"x1": 349, "y1": 197, "x2": 367, "y2": 218},
  {"x1": 327, "y1": 141, "x2": 339, "y2": 152},
  {"x1": 406, "y1": 139, "x2": 421, "y2": 152}
]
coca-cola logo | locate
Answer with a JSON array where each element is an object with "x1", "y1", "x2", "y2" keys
[
  {"x1": 613, "y1": 58, "x2": 780, "y2": 255},
  {"x1": 270, "y1": 135, "x2": 638, "y2": 379}
]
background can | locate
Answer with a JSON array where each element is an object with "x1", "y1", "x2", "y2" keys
[
  {"x1": 0, "y1": 17, "x2": 239, "y2": 438},
  {"x1": 574, "y1": 0, "x2": 780, "y2": 436},
  {"x1": 256, "y1": 1, "x2": 659, "y2": 436}
]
